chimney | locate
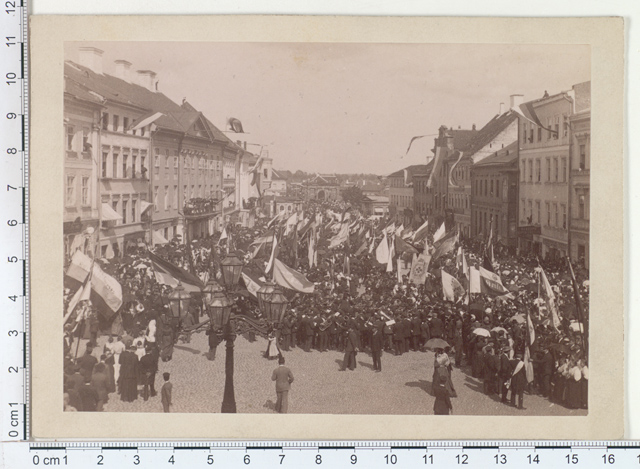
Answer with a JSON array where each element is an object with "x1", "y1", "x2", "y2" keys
[
  {"x1": 78, "y1": 47, "x2": 104, "y2": 75},
  {"x1": 114, "y1": 60, "x2": 132, "y2": 83},
  {"x1": 472, "y1": 124, "x2": 476, "y2": 131},
  {"x1": 499, "y1": 102, "x2": 506, "y2": 114},
  {"x1": 510, "y1": 94, "x2": 524, "y2": 109},
  {"x1": 136, "y1": 70, "x2": 157, "y2": 92}
]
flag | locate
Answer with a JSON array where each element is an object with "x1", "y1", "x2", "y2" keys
[
  {"x1": 397, "y1": 257, "x2": 412, "y2": 283},
  {"x1": 538, "y1": 267, "x2": 561, "y2": 330},
  {"x1": 433, "y1": 222, "x2": 446, "y2": 243},
  {"x1": 251, "y1": 229, "x2": 275, "y2": 246},
  {"x1": 284, "y1": 212, "x2": 298, "y2": 235},
  {"x1": 511, "y1": 102, "x2": 557, "y2": 135},
  {"x1": 241, "y1": 271, "x2": 265, "y2": 297},
  {"x1": 343, "y1": 255, "x2": 350, "y2": 276},
  {"x1": 567, "y1": 257, "x2": 588, "y2": 348},
  {"x1": 227, "y1": 117, "x2": 244, "y2": 133},
  {"x1": 65, "y1": 275, "x2": 92, "y2": 323},
  {"x1": 355, "y1": 240, "x2": 368, "y2": 256},
  {"x1": 148, "y1": 252, "x2": 204, "y2": 293},
  {"x1": 307, "y1": 229, "x2": 316, "y2": 268},
  {"x1": 218, "y1": 226, "x2": 228, "y2": 246},
  {"x1": 427, "y1": 145, "x2": 443, "y2": 188},
  {"x1": 273, "y1": 258, "x2": 314, "y2": 293},
  {"x1": 65, "y1": 251, "x2": 123, "y2": 316},
  {"x1": 404, "y1": 134, "x2": 430, "y2": 156},
  {"x1": 395, "y1": 235, "x2": 418, "y2": 254},
  {"x1": 441, "y1": 269, "x2": 466, "y2": 303},
  {"x1": 394, "y1": 224, "x2": 404, "y2": 237},
  {"x1": 448, "y1": 150, "x2": 465, "y2": 187},
  {"x1": 409, "y1": 253, "x2": 431, "y2": 285},
  {"x1": 329, "y1": 222, "x2": 350, "y2": 249},
  {"x1": 526, "y1": 310, "x2": 536, "y2": 346},
  {"x1": 265, "y1": 232, "x2": 279, "y2": 274},
  {"x1": 524, "y1": 345, "x2": 534, "y2": 384},
  {"x1": 266, "y1": 214, "x2": 280, "y2": 229},
  {"x1": 412, "y1": 220, "x2": 429, "y2": 243},
  {"x1": 482, "y1": 252, "x2": 495, "y2": 273},
  {"x1": 479, "y1": 266, "x2": 512, "y2": 298},
  {"x1": 386, "y1": 235, "x2": 395, "y2": 273},
  {"x1": 469, "y1": 266, "x2": 481, "y2": 293},
  {"x1": 375, "y1": 232, "x2": 390, "y2": 264},
  {"x1": 432, "y1": 230, "x2": 458, "y2": 260}
]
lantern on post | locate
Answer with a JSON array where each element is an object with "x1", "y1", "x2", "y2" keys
[
  {"x1": 220, "y1": 253, "x2": 243, "y2": 289},
  {"x1": 168, "y1": 282, "x2": 191, "y2": 320},
  {"x1": 207, "y1": 288, "x2": 233, "y2": 330},
  {"x1": 256, "y1": 281, "x2": 289, "y2": 324},
  {"x1": 202, "y1": 279, "x2": 225, "y2": 306}
]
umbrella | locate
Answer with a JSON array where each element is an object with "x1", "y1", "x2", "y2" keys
[
  {"x1": 425, "y1": 338, "x2": 450, "y2": 350},
  {"x1": 569, "y1": 321, "x2": 584, "y2": 332},
  {"x1": 491, "y1": 326, "x2": 507, "y2": 334},
  {"x1": 473, "y1": 328, "x2": 491, "y2": 338},
  {"x1": 509, "y1": 314, "x2": 526, "y2": 324}
]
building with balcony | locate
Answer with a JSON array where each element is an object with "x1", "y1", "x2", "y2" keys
[{"x1": 517, "y1": 90, "x2": 573, "y2": 260}]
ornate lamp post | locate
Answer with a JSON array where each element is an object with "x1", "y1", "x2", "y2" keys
[
  {"x1": 219, "y1": 253, "x2": 243, "y2": 290},
  {"x1": 167, "y1": 282, "x2": 191, "y2": 326},
  {"x1": 256, "y1": 281, "x2": 289, "y2": 325}
]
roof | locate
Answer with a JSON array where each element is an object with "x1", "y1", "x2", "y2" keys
[
  {"x1": 473, "y1": 141, "x2": 518, "y2": 167},
  {"x1": 64, "y1": 61, "x2": 234, "y2": 146},
  {"x1": 454, "y1": 111, "x2": 518, "y2": 160},
  {"x1": 360, "y1": 183, "x2": 385, "y2": 192},
  {"x1": 388, "y1": 164, "x2": 429, "y2": 179},
  {"x1": 64, "y1": 77, "x2": 105, "y2": 106},
  {"x1": 363, "y1": 195, "x2": 389, "y2": 203},
  {"x1": 308, "y1": 174, "x2": 339, "y2": 186}
]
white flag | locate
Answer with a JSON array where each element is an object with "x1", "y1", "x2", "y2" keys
[
  {"x1": 375, "y1": 232, "x2": 389, "y2": 264},
  {"x1": 433, "y1": 222, "x2": 446, "y2": 243}
]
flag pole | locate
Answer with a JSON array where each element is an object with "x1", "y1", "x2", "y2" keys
[{"x1": 567, "y1": 256, "x2": 588, "y2": 359}]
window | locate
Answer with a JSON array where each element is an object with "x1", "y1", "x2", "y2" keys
[
  {"x1": 536, "y1": 201, "x2": 540, "y2": 225},
  {"x1": 522, "y1": 124, "x2": 527, "y2": 143},
  {"x1": 112, "y1": 199, "x2": 118, "y2": 215},
  {"x1": 132, "y1": 155, "x2": 137, "y2": 179},
  {"x1": 154, "y1": 187, "x2": 159, "y2": 212},
  {"x1": 66, "y1": 125, "x2": 75, "y2": 151},
  {"x1": 554, "y1": 158, "x2": 559, "y2": 182},
  {"x1": 496, "y1": 180, "x2": 500, "y2": 198},
  {"x1": 490, "y1": 180, "x2": 494, "y2": 196},
  {"x1": 535, "y1": 159, "x2": 541, "y2": 182},
  {"x1": 123, "y1": 117, "x2": 129, "y2": 133},
  {"x1": 173, "y1": 185, "x2": 178, "y2": 209},
  {"x1": 529, "y1": 128, "x2": 534, "y2": 143},
  {"x1": 264, "y1": 168, "x2": 268, "y2": 178},
  {"x1": 82, "y1": 128, "x2": 90, "y2": 152},
  {"x1": 113, "y1": 115, "x2": 119, "y2": 132},
  {"x1": 562, "y1": 204, "x2": 567, "y2": 229},
  {"x1": 579, "y1": 195, "x2": 585, "y2": 219},
  {"x1": 140, "y1": 126, "x2": 146, "y2": 137},
  {"x1": 101, "y1": 152, "x2": 108, "y2": 178},
  {"x1": 561, "y1": 158, "x2": 567, "y2": 182},
  {"x1": 537, "y1": 127, "x2": 542, "y2": 142},
  {"x1": 528, "y1": 160, "x2": 533, "y2": 182},
  {"x1": 184, "y1": 157, "x2": 190, "y2": 169},
  {"x1": 65, "y1": 175, "x2": 75, "y2": 205},
  {"x1": 102, "y1": 113, "x2": 109, "y2": 130},
  {"x1": 141, "y1": 154, "x2": 146, "y2": 174},
  {"x1": 520, "y1": 161, "x2": 525, "y2": 182},
  {"x1": 522, "y1": 198, "x2": 526, "y2": 220},
  {"x1": 164, "y1": 186, "x2": 169, "y2": 210},
  {"x1": 81, "y1": 177, "x2": 89, "y2": 206},
  {"x1": 165, "y1": 150, "x2": 170, "y2": 168},
  {"x1": 122, "y1": 154, "x2": 128, "y2": 179},
  {"x1": 112, "y1": 153, "x2": 119, "y2": 178},
  {"x1": 546, "y1": 202, "x2": 551, "y2": 226},
  {"x1": 546, "y1": 158, "x2": 551, "y2": 181},
  {"x1": 554, "y1": 203, "x2": 559, "y2": 227},
  {"x1": 122, "y1": 199, "x2": 128, "y2": 224},
  {"x1": 554, "y1": 123, "x2": 559, "y2": 139},
  {"x1": 174, "y1": 156, "x2": 179, "y2": 169},
  {"x1": 579, "y1": 145, "x2": 586, "y2": 170},
  {"x1": 131, "y1": 199, "x2": 136, "y2": 223}
]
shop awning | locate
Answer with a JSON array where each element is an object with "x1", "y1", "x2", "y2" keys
[
  {"x1": 153, "y1": 230, "x2": 169, "y2": 245},
  {"x1": 101, "y1": 203, "x2": 122, "y2": 222},
  {"x1": 141, "y1": 201, "x2": 153, "y2": 214}
]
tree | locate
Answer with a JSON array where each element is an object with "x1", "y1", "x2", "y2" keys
[{"x1": 341, "y1": 186, "x2": 365, "y2": 207}]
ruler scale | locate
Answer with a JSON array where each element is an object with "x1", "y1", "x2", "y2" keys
[
  {"x1": 2, "y1": 441, "x2": 640, "y2": 468},
  {"x1": 0, "y1": 0, "x2": 29, "y2": 443}
]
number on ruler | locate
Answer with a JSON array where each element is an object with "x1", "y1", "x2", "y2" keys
[
  {"x1": 528, "y1": 454, "x2": 540, "y2": 464},
  {"x1": 6, "y1": 36, "x2": 16, "y2": 47},
  {"x1": 603, "y1": 454, "x2": 615, "y2": 464},
  {"x1": 423, "y1": 454, "x2": 433, "y2": 464},
  {"x1": 495, "y1": 454, "x2": 507, "y2": 464},
  {"x1": 7, "y1": 112, "x2": 17, "y2": 119},
  {"x1": 6, "y1": 72, "x2": 16, "y2": 84},
  {"x1": 456, "y1": 454, "x2": 469, "y2": 465},
  {"x1": 384, "y1": 454, "x2": 397, "y2": 465},
  {"x1": 566, "y1": 454, "x2": 578, "y2": 464}
]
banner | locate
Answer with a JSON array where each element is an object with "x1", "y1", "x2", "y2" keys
[
  {"x1": 441, "y1": 269, "x2": 466, "y2": 302},
  {"x1": 469, "y1": 266, "x2": 481, "y2": 293},
  {"x1": 412, "y1": 220, "x2": 429, "y2": 243},
  {"x1": 329, "y1": 222, "x2": 349, "y2": 249},
  {"x1": 432, "y1": 230, "x2": 458, "y2": 260},
  {"x1": 375, "y1": 232, "x2": 389, "y2": 264},
  {"x1": 433, "y1": 222, "x2": 446, "y2": 243},
  {"x1": 409, "y1": 253, "x2": 431, "y2": 285},
  {"x1": 538, "y1": 267, "x2": 561, "y2": 330},
  {"x1": 397, "y1": 257, "x2": 412, "y2": 283},
  {"x1": 241, "y1": 271, "x2": 265, "y2": 297},
  {"x1": 479, "y1": 266, "x2": 512, "y2": 297}
]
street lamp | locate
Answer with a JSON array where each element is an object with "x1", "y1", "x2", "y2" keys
[
  {"x1": 256, "y1": 281, "x2": 289, "y2": 325},
  {"x1": 168, "y1": 282, "x2": 191, "y2": 323},
  {"x1": 220, "y1": 253, "x2": 243, "y2": 289}
]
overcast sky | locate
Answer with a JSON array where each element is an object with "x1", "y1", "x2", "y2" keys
[{"x1": 66, "y1": 42, "x2": 590, "y2": 175}]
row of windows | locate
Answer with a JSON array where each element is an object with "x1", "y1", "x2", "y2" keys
[
  {"x1": 520, "y1": 156, "x2": 568, "y2": 184},
  {"x1": 473, "y1": 177, "x2": 508, "y2": 199},
  {"x1": 414, "y1": 180, "x2": 434, "y2": 194},
  {"x1": 390, "y1": 194, "x2": 412, "y2": 207},
  {"x1": 448, "y1": 193, "x2": 469, "y2": 210},
  {"x1": 521, "y1": 115, "x2": 568, "y2": 144},
  {"x1": 107, "y1": 194, "x2": 147, "y2": 226},
  {"x1": 474, "y1": 212, "x2": 505, "y2": 237},
  {"x1": 153, "y1": 184, "x2": 219, "y2": 213},
  {"x1": 101, "y1": 147, "x2": 148, "y2": 179},
  {"x1": 65, "y1": 175, "x2": 91, "y2": 207},
  {"x1": 102, "y1": 112, "x2": 148, "y2": 137},
  {"x1": 66, "y1": 125, "x2": 91, "y2": 153},
  {"x1": 521, "y1": 198, "x2": 567, "y2": 230}
]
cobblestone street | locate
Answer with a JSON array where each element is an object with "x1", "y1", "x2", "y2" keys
[{"x1": 96, "y1": 333, "x2": 586, "y2": 416}]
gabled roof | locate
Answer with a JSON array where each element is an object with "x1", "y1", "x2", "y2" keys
[
  {"x1": 474, "y1": 141, "x2": 518, "y2": 167},
  {"x1": 454, "y1": 111, "x2": 518, "y2": 160},
  {"x1": 308, "y1": 174, "x2": 339, "y2": 186},
  {"x1": 64, "y1": 77, "x2": 105, "y2": 107}
]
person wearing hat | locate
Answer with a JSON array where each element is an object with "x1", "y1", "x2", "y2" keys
[
  {"x1": 340, "y1": 324, "x2": 360, "y2": 371},
  {"x1": 433, "y1": 373, "x2": 453, "y2": 415},
  {"x1": 498, "y1": 345, "x2": 512, "y2": 403},
  {"x1": 118, "y1": 344, "x2": 139, "y2": 402},
  {"x1": 161, "y1": 372, "x2": 172, "y2": 413},
  {"x1": 369, "y1": 318, "x2": 384, "y2": 372},
  {"x1": 508, "y1": 352, "x2": 527, "y2": 409},
  {"x1": 77, "y1": 344, "x2": 98, "y2": 383},
  {"x1": 454, "y1": 320, "x2": 464, "y2": 367},
  {"x1": 271, "y1": 355, "x2": 294, "y2": 413}
]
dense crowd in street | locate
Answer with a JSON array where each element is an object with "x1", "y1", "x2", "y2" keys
[{"x1": 63, "y1": 199, "x2": 589, "y2": 415}]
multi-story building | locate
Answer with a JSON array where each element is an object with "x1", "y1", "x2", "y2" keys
[
  {"x1": 412, "y1": 161, "x2": 434, "y2": 219},
  {"x1": 387, "y1": 165, "x2": 428, "y2": 223},
  {"x1": 266, "y1": 169, "x2": 288, "y2": 197},
  {"x1": 302, "y1": 174, "x2": 340, "y2": 201},
  {"x1": 63, "y1": 74, "x2": 103, "y2": 260},
  {"x1": 568, "y1": 81, "x2": 591, "y2": 268},
  {"x1": 470, "y1": 141, "x2": 519, "y2": 249},
  {"x1": 517, "y1": 90, "x2": 573, "y2": 260}
]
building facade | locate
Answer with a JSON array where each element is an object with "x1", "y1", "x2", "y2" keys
[
  {"x1": 387, "y1": 165, "x2": 427, "y2": 222},
  {"x1": 568, "y1": 81, "x2": 591, "y2": 268},
  {"x1": 517, "y1": 91, "x2": 573, "y2": 260},
  {"x1": 470, "y1": 141, "x2": 519, "y2": 248},
  {"x1": 302, "y1": 174, "x2": 340, "y2": 201}
]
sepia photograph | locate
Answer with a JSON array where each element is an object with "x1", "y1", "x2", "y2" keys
[
  {"x1": 29, "y1": 15, "x2": 623, "y2": 440},
  {"x1": 61, "y1": 41, "x2": 591, "y2": 416}
]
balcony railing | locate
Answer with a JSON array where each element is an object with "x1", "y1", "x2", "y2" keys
[{"x1": 183, "y1": 197, "x2": 220, "y2": 217}]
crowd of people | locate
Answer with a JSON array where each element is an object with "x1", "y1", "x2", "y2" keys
[{"x1": 63, "y1": 198, "x2": 589, "y2": 414}]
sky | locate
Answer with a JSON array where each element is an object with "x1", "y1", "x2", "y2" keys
[{"x1": 66, "y1": 42, "x2": 590, "y2": 175}]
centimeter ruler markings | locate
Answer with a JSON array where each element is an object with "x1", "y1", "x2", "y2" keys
[
  {"x1": 1, "y1": 441, "x2": 639, "y2": 468},
  {"x1": 0, "y1": 0, "x2": 29, "y2": 442}
]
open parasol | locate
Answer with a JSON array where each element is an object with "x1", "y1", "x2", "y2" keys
[
  {"x1": 491, "y1": 326, "x2": 507, "y2": 334},
  {"x1": 473, "y1": 328, "x2": 491, "y2": 338},
  {"x1": 509, "y1": 314, "x2": 526, "y2": 324},
  {"x1": 424, "y1": 338, "x2": 450, "y2": 350}
]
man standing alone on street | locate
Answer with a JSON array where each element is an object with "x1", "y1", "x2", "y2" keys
[{"x1": 271, "y1": 356, "x2": 294, "y2": 413}]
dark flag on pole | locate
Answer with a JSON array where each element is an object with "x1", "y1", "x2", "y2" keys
[
  {"x1": 228, "y1": 117, "x2": 244, "y2": 133},
  {"x1": 567, "y1": 257, "x2": 588, "y2": 355}
]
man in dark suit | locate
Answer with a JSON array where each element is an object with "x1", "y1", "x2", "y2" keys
[
  {"x1": 370, "y1": 319, "x2": 384, "y2": 372},
  {"x1": 77, "y1": 344, "x2": 98, "y2": 383},
  {"x1": 430, "y1": 314, "x2": 443, "y2": 339},
  {"x1": 302, "y1": 315, "x2": 314, "y2": 352},
  {"x1": 139, "y1": 347, "x2": 159, "y2": 401},
  {"x1": 271, "y1": 356, "x2": 294, "y2": 413},
  {"x1": 509, "y1": 353, "x2": 527, "y2": 409},
  {"x1": 280, "y1": 314, "x2": 293, "y2": 351},
  {"x1": 498, "y1": 346, "x2": 512, "y2": 403}
]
